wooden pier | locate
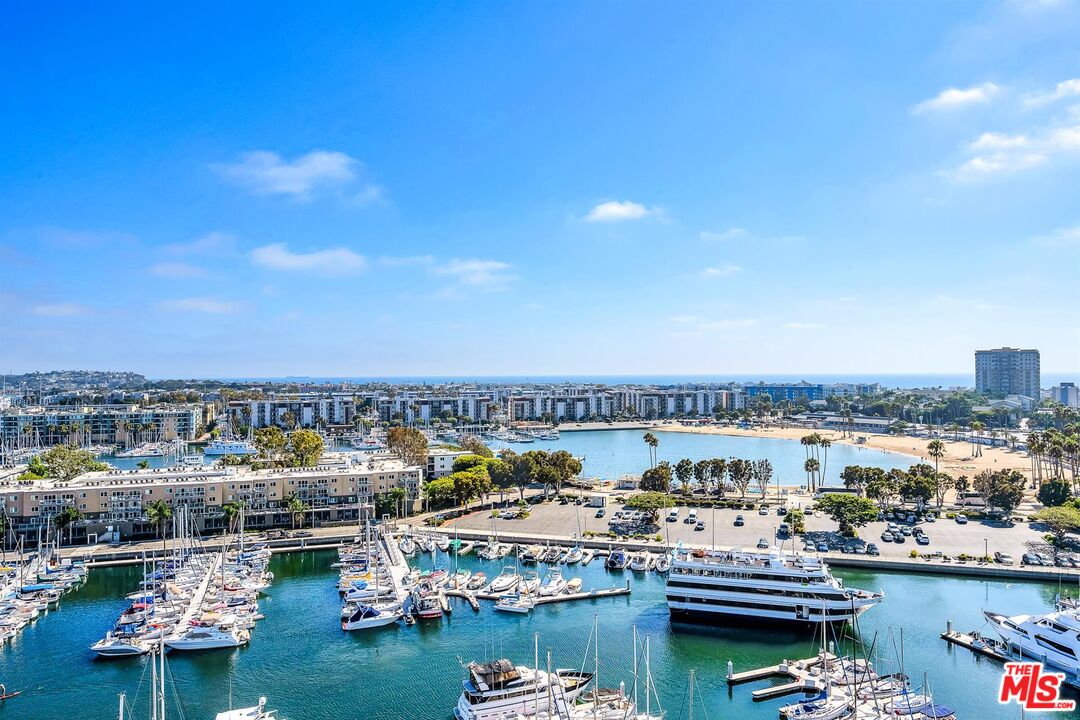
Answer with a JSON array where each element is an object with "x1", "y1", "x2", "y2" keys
[
  {"x1": 464, "y1": 580, "x2": 632, "y2": 606},
  {"x1": 727, "y1": 653, "x2": 835, "y2": 701}
]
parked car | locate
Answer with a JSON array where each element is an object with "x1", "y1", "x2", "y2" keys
[
  {"x1": 695, "y1": 521, "x2": 706, "y2": 531},
  {"x1": 734, "y1": 515, "x2": 745, "y2": 527},
  {"x1": 900, "y1": 526, "x2": 913, "y2": 536},
  {"x1": 916, "y1": 535, "x2": 930, "y2": 545},
  {"x1": 758, "y1": 506, "x2": 769, "y2": 515},
  {"x1": 778, "y1": 523, "x2": 790, "y2": 536},
  {"x1": 757, "y1": 537, "x2": 770, "y2": 549},
  {"x1": 1037, "y1": 553, "x2": 1053, "y2": 565},
  {"x1": 595, "y1": 508, "x2": 605, "y2": 518},
  {"x1": 1022, "y1": 553, "x2": 1043, "y2": 566},
  {"x1": 817, "y1": 542, "x2": 829, "y2": 552},
  {"x1": 777, "y1": 507, "x2": 788, "y2": 516},
  {"x1": 866, "y1": 543, "x2": 880, "y2": 556},
  {"x1": 881, "y1": 531, "x2": 894, "y2": 542},
  {"x1": 955, "y1": 515, "x2": 969, "y2": 525},
  {"x1": 854, "y1": 544, "x2": 867, "y2": 555},
  {"x1": 994, "y1": 552, "x2": 1014, "y2": 564},
  {"x1": 893, "y1": 534, "x2": 906, "y2": 543}
]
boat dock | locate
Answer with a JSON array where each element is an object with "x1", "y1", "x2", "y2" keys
[
  {"x1": 727, "y1": 653, "x2": 835, "y2": 702},
  {"x1": 456, "y1": 580, "x2": 631, "y2": 607},
  {"x1": 940, "y1": 628, "x2": 1009, "y2": 662}
]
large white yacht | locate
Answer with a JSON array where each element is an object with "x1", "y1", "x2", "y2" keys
[
  {"x1": 165, "y1": 623, "x2": 250, "y2": 651},
  {"x1": 984, "y1": 607, "x2": 1080, "y2": 685},
  {"x1": 664, "y1": 547, "x2": 882, "y2": 627},
  {"x1": 454, "y1": 659, "x2": 593, "y2": 720}
]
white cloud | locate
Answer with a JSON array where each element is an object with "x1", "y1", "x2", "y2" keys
[
  {"x1": 251, "y1": 243, "x2": 367, "y2": 275},
  {"x1": 700, "y1": 264, "x2": 743, "y2": 278},
  {"x1": 149, "y1": 261, "x2": 207, "y2": 278},
  {"x1": 379, "y1": 255, "x2": 435, "y2": 267},
  {"x1": 699, "y1": 228, "x2": 748, "y2": 242},
  {"x1": 1031, "y1": 226, "x2": 1080, "y2": 247},
  {"x1": 158, "y1": 297, "x2": 243, "y2": 314},
  {"x1": 912, "y1": 82, "x2": 1001, "y2": 114},
  {"x1": 433, "y1": 259, "x2": 516, "y2": 289},
  {"x1": 212, "y1": 150, "x2": 363, "y2": 197},
  {"x1": 583, "y1": 200, "x2": 654, "y2": 223},
  {"x1": 699, "y1": 318, "x2": 758, "y2": 331},
  {"x1": 969, "y1": 132, "x2": 1031, "y2": 151},
  {"x1": 165, "y1": 231, "x2": 237, "y2": 255},
  {"x1": 31, "y1": 303, "x2": 92, "y2": 317},
  {"x1": 784, "y1": 322, "x2": 825, "y2": 330},
  {"x1": 1023, "y1": 78, "x2": 1080, "y2": 107},
  {"x1": 943, "y1": 122, "x2": 1080, "y2": 181}
]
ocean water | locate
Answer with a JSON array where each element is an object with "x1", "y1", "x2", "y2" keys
[
  {"x1": 0, "y1": 549, "x2": 1065, "y2": 719},
  {"x1": 184, "y1": 373, "x2": 1079, "y2": 389}
]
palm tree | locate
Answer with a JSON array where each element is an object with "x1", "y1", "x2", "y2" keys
[
  {"x1": 927, "y1": 439, "x2": 946, "y2": 474},
  {"x1": 970, "y1": 421, "x2": 984, "y2": 457},
  {"x1": 283, "y1": 494, "x2": 308, "y2": 529},
  {"x1": 53, "y1": 506, "x2": 83, "y2": 545},
  {"x1": 819, "y1": 438, "x2": 832, "y2": 483},
  {"x1": 642, "y1": 433, "x2": 659, "y2": 469},
  {"x1": 804, "y1": 458, "x2": 820, "y2": 492},
  {"x1": 145, "y1": 499, "x2": 172, "y2": 557},
  {"x1": 221, "y1": 501, "x2": 243, "y2": 533}
]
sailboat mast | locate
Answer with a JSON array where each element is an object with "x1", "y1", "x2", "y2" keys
[
  {"x1": 631, "y1": 625, "x2": 638, "y2": 712},
  {"x1": 534, "y1": 633, "x2": 540, "y2": 716},
  {"x1": 645, "y1": 635, "x2": 651, "y2": 718}
]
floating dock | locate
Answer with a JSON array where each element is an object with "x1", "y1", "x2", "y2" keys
[
  {"x1": 727, "y1": 653, "x2": 836, "y2": 702},
  {"x1": 470, "y1": 580, "x2": 631, "y2": 606},
  {"x1": 940, "y1": 629, "x2": 1009, "y2": 662}
]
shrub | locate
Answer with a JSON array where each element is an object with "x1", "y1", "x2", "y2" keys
[{"x1": 909, "y1": 550, "x2": 919, "y2": 558}]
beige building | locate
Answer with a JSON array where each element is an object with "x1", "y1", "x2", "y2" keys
[{"x1": 2, "y1": 453, "x2": 421, "y2": 544}]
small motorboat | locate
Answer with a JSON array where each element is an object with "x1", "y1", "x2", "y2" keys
[
  {"x1": 780, "y1": 693, "x2": 853, "y2": 720},
  {"x1": 605, "y1": 550, "x2": 627, "y2": 570},
  {"x1": 341, "y1": 602, "x2": 402, "y2": 631},
  {"x1": 654, "y1": 554, "x2": 671, "y2": 573},
  {"x1": 538, "y1": 569, "x2": 567, "y2": 597},
  {"x1": 494, "y1": 593, "x2": 535, "y2": 614},
  {"x1": 564, "y1": 546, "x2": 584, "y2": 564},
  {"x1": 487, "y1": 567, "x2": 520, "y2": 594},
  {"x1": 466, "y1": 572, "x2": 487, "y2": 591}
]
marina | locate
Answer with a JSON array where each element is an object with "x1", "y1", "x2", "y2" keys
[{"x1": 0, "y1": 543, "x2": 1069, "y2": 718}]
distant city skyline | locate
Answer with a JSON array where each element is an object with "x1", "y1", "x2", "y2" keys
[{"x1": 2, "y1": 3, "x2": 1079, "y2": 376}]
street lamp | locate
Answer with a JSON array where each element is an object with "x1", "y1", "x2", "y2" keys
[{"x1": 984, "y1": 537, "x2": 988, "y2": 561}]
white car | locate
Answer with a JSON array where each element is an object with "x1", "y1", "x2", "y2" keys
[{"x1": 955, "y1": 515, "x2": 969, "y2": 525}]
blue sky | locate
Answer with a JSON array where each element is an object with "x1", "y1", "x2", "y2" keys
[{"x1": 1, "y1": 1, "x2": 1078, "y2": 378}]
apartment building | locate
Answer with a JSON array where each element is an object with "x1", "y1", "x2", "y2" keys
[
  {"x1": 975, "y1": 347, "x2": 1041, "y2": 398},
  {"x1": 228, "y1": 393, "x2": 356, "y2": 429},
  {"x1": 0, "y1": 404, "x2": 203, "y2": 447},
  {"x1": 1, "y1": 453, "x2": 421, "y2": 544}
]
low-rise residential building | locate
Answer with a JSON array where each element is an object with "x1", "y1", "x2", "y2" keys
[
  {"x1": 0, "y1": 404, "x2": 203, "y2": 447},
  {"x1": 1, "y1": 453, "x2": 421, "y2": 544},
  {"x1": 227, "y1": 393, "x2": 356, "y2": 429},
  {"x1": 426, "y1": 448, "x2": 472, "y2": 478},
  {"x1": 793, "y1": 411, "x2": 897, "y2": 433}
]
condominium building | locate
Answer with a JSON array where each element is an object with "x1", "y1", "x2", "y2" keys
[
  {"x1": 227, "y1": 393, "x2": 356, "y2": 429},
  {"x1": 1051, "y1": 382, "x2": 1079, "y2": 409},
  {"x1": 0, "y1": 453, "x2": 421, "y2": 544},
  {"x1": 0, "y1": 404, "x2": 203, "y2": 447},
  {"x1": 975, "y1": 347, "x2": 1041, "y2": 398},
  {"x1": 743, "y1": 382, "x2": 881, "y2": 405}
]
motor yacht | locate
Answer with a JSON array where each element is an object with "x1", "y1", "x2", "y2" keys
[{"x1": 454, "y1": 659, "x2": 592, "y2": 720}]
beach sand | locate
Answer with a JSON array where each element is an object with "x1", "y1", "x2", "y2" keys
[{"x1": 655, "y1": 424, "x2": 1032, "y2": 480}]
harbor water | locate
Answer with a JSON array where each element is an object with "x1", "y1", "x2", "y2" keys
[{"x1": 0, "y1": 548, "x2": 1068, "y2": 719}]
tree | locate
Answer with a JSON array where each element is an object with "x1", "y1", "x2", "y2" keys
[
  {"x1": 927, "y1": 439, "x2": 946, "y2": 474},
  {"x1": 626, "y1": 491, "x2": 674, "y2": 523},
  {"x1": 640, "y1": 461, "x2": 672, "y2": 493},
  {"x1": 503, "y1": 451, "x2": 537, "y2": 501},
  {"x1": 37, "y1": 444, "x2": 108, "y2": 482},
  {"x1": 423, "y1": 476, "x2": 456, "y2": 506},
  {"x1": 452, "y1": 454, "x2": 489, "y2": 473},
  {"x1": 279, "y1": 410, "x2": 298, "y2": 430},
  {"x1": 674, "y1": 459, "x2": 694, "y2": 493},
  {"x1": 486, "y1": 457, "x2": 513, "y2": 503},
  {"x1": 931, "y1": 472, "x2": 955, "y2": 509},
  {"x1": 53, "y1": 506, "x2": 83, "y2": 544},
  {"x1": 1032, "y1": 505, "x2": 1080, "y2": 545},
  {"x1": 387, "y1": 427, "x2": 429, "y2": 468},
  {"x1": 693, "y1": 460, "x2": 711, "y2": 492},
  {"x1": 728, "y1": 458, "x2": 753, "y2": 498},
  {"x1": 899, "y1": 473, "x2": 934, "y2": 508},
  {"x1": 804, "y1": 458, "x2": 820, "y2": 490},
  {"x1": 283, "y1": 493, "x2": 309, "y2": 529},
  {"x1": 145, "y1": 499, "x2": 172, "y2": 556},
  {"x1": 816, "y1": 494, "x2": 879, "y2": 535},
  {"x1": 376, "y1": 487, "x2": 408, "y2": 517},
  {"x1": 866, "y1": 470, "x2": 900, "y2": 509},
  {"x1": 287, "y1": 429, "x2": 325, "y2": 467},
  {"x1": 709, "y1": 458, "x2": 728, "y2": 495},
  {"x1": 254, "y1": 427, "x2": 288, "y2": 463},
  {"x1": 840, "y1": 466, "x2": 869, "y2": 496},
  {"x1": 642, "y1": 433, "x2": 659, "y2": 469},
  {"x1": 546, "y1": 450, "x2": 582, "y2": 493},
  {"x1": 974, "y1": 469, "x2": 1026, "y2": 516},
  {"x1": 1039, "y1": 478, "x2": 1073, "y2": 508},
  {"x1": 459, "y1": 435, "x2": 495, "y2": 458},
  {"x1": 451, "y1": 468, "x2": 492, "y2": 508},
  {"x1": 751, "y1": 459, "x2": 773, "y2": 498}
]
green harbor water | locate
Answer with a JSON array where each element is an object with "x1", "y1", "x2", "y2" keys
[{"x1": 0, "y1": 549, "x2": 1070, "y2": 719}]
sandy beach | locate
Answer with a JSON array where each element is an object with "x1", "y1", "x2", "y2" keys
[{"x1": 657, "y1": 424, "x2": 1032, "y2": 480}]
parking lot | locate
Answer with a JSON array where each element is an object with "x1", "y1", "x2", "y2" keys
[{"x1": 446, "y1": 497, "x2": 1051, "y2": 565}]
